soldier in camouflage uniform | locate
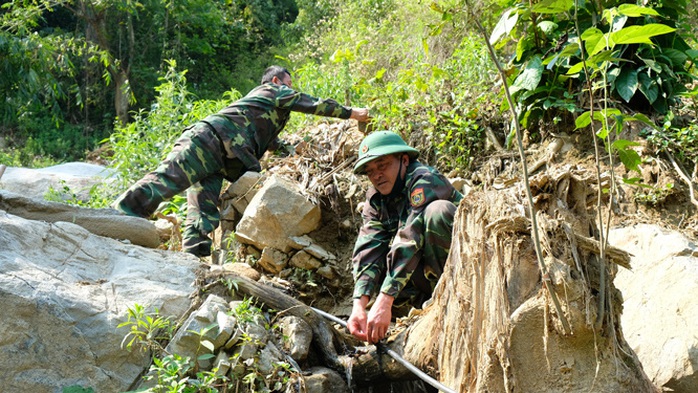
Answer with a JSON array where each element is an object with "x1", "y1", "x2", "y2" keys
[
  {"x1": 113, "y1": 65, "x2": 369, "y2": 257},
  {"x1": 347, "y1": 131, "x2": 462, "y2": 344}
]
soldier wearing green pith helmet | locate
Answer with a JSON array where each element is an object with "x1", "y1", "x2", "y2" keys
[
  {"x1": 347, "y1": 130, "x2": 462, "y2": 344},
  {"x1": 113, "y1": 65, "x2": 369, "y2": 257}
]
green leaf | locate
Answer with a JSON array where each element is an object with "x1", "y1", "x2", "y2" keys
[
  {"x1": 613, "y1": 139, "x2": 642, "y2": 173},
  {"x1": 617, "y1": 4, "x2": 660, "y2": 17},
  {"x1": 490, "y1": 9, "x2": 519, "y2": 44},
  {"x1": 516, "y1": 35, "x2": 527, "y2": 61},
  {"x1": 626, "y1": 113, "x2": 659, "y2": 129},
  {"x1": 662, "y1": 48, "x2": 688, "y2": 67},
  {"x1": 613, "y1": 139, "x2": 641, "y2": 150},
  {"x1": 198, "y1": 352, "x2": 216, "y2": 361},
  {"x1": 638, "y1": 72, "x2": 659, "y2": 103},
  {"x1": 581, "y1": 27, "x2": 603, "y2": 55},
  {"x1": 596, "y1": 125, "x2": 609, "y2": 139},
  {"x1": 575, "y1": 111, "x2": 591, "y2": 129},
  {"x1": 611, "y1": 24, "x2": 676, "y2": 45},
  {"x1": 511, "y1": 56, "x2": 543, "y2": 94},
  {"x1": 532, "y1": 0, "x2": 573, "y2": 14},
  {"x1": 567, "y1": 50, "x2": 618, "y2": 74},
  {"x1": 200, "y1": 340, "x2": 215, "y2": 352},
  {"x1": 615, "y1": 67, "x2": 638, "y2": 102},
  {"x1": 537, "y1": 20, "x2": 558, "y2": 35},
  {"x1": 567, "y1": 61, "x2": 586, "y2": 75}
]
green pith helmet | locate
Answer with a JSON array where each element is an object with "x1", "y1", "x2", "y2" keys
[{"x1": 353, "y1": 130, "x2": 419, "y2": 174}]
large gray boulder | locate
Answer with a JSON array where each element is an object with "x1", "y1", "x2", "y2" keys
[
  {"x1": 0, "y1": 211, "x2": 200, "y2": 393},
  {"x1": 610, "y1": 224, "x2": 698, "y2": 393},
  {"x1": 0, "y1": 163, "x2": 115, "y2": 201},
  {"x1": 0, "y1": 190, "x2": 159, "y2": 248}
]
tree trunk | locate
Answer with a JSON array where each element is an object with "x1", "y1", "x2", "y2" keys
[
  {"x1": 78, "y1": 0, "x2": 131, "y2": 126},
  {"x1": 401, "y1": 165, "x2": 657, "y2": 392}
]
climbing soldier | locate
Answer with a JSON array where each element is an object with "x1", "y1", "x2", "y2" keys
[
  {"x1": 113, "y1": 65, "x2": 370, "y2": 257},
  {"x1": 347, "y1": 131, "x2": 462, "y2": 344}
]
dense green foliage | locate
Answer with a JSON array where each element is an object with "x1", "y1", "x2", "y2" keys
[
  {"x1": 1, "y1": 0, "x2": 697, "y2": 198},
  {"x1": 0, "y1": 0, "x2": 297, "y2": 164},
  {"x1": 491, "y1": 0, "x2": 696, "y2": 126}
]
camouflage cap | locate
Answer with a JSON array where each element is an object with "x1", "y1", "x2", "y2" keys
[{"x1": 354, "y1": 130, "x2": 419, "y2": 174}]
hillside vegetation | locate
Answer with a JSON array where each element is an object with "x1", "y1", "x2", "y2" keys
[
  {"x1": 2, "y1": 1, "x2": 698, "y2": 392},
  {"x1": 1, "y1": 0, "x2": 697, "y2": 227}
]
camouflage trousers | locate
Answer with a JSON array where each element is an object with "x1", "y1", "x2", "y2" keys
[
  {"x1": 113, "y1": 122, "x2": 244, "y2": 256},
  {"x1": 393, "y1": 199, "x2": 458, "y2": 315}
]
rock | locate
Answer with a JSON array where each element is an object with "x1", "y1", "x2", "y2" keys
[
  {"x1": 286, "y1": 237, "x2": 339, "y2": 271},
  {"x1": 0, "y1": 212, "x2": 198, "y2": 393},
  {"x1": 288, "y1": 235, "x2": 313, "y2": 249},
  {"x1": 216, "y1": 312, "x2": 238, "y2": 348},
  {"x1": 258, "y1": 247, "x2": 289, "y2": 275},
  {"x1": 223, "y1": 327, "x2": 243, "y2": 350},
  {"x1": 218, "y1": 262, "x2": 262, "y2": 281},
  {"x1": 153, "y1": 217, "x2": 175, "y2": 242},
  {"x1": 223, "y1": 171, "x2": 264, "y2": 215},
  {"x1": 0, "y1": 163, "x2": 116, "y2": 202},
  {"x1": 214, "y1": 351, "x2": 232, "y2": 377},
  {"x1": 450, "y1": 176, "x2": 473, "y2": 196},
  {"x1": 0, "y1": 190, "x2": 159, "y2": 248},
  {"x1": 610, "y1": 224, "x2": 698, "y2": 393},
  {"x1": 235, "y1": 321, "x2": 269, "y2": 361},
  {"x1": 303, "y1": 242, "x2": 337, "y2": 262},
  {"x1": 235, "y1": 175, "x2": 321, "y2": 252},
  {"x1": 288, "y1": 250, "x2": 322, "y2": 270},
  {"x1": 279, "y1": 316, "x2": 313, "y2": 362},
  {"x1": 257, "y1": 342, "x2": 285, "y2": 375},
  {"x1": 316, "y1": 265, "x2": 337, "y2": 280},
  {"x1": 165, "y1": 295, "x2": 230, "y2": 368},
  {"x1": 295, "y1": 367, "x2": 349, "y2": 393}
]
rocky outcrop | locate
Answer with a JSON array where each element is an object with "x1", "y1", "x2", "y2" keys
[
  {"x1": 0, "y1": 163, "x2": 115, "y2": 202},
  {"x1": 0, "y1": 190, "x2": 159, "y2": 248},
  {"x1": 610, "y1": 224, "x2": 698, "y2": 393},
  {"x1": 135, "y1": 290, "x2": 348, "y2": 393},
  {"x1": 219, "y1": 174, "x2": 345, "y2": 304},
  {"x1": 0, "y1": 211, "x2": 199, "y2": 393}
]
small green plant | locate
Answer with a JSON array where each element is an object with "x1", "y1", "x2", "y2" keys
[
  {"x1": 118, "y1": 304, "x2": 176, "y2": 353},
  {"x1": 190, "y1": 323, "x2": 218, "y2": 369},
  {"x1": 631, "y1": 181, "x2": 674, "y2": 206},
  {"x1": 44, "y1": 181, "x2": 113, "y2": 208},
  {"x1": 222, "y1": 277, "x2": 240, "y2": 295},
  {"x1": 233, "y1": 297, "x2": 266, "y2": 324}
]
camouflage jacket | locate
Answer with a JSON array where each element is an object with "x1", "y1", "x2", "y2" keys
[
  {"x1": 351, "y1": 161, "x2": 463, "y2": 299},
  {"x1": 200, "y1": 82, "x2": 352, "y2": 172}
]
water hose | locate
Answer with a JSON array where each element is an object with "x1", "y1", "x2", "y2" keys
[{"x1": 311, "y1": 307, "x2": 457, "y2": 393}]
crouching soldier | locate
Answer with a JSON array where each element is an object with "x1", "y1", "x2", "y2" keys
[{"x1": 347, "y1": 131, "x2": 462, "y2": 344}]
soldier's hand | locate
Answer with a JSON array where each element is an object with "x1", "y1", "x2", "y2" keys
[
  {"x1": 350, "y1": 108, "x2": 370, "y2": 122},
  {"x1": 348, "y1": 297, "x2": 370, "y2": 341},
  {"x1": 366, "y1": 293, "x2": 394, "y2": 344}
]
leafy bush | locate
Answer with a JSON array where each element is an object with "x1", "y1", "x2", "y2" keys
[
  {"x1": 286, "y1": 1, "x2": 501, "y2": 174},
  {"x1": 491, "y1": 0, "x2": 696, "y2": 130}
]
